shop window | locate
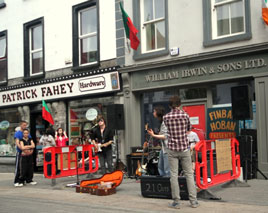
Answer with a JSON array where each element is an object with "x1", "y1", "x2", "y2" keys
[
  {"x1": 211, "y1": 81, "x2": 256, "y2": 130},
  {"x1": 0, "y1": 108, "x2": 20, "y2": 156},
  {"x1": 142, "y1": 87, "x2": 206, "y2": 144},
  {"x1": 179, "y1": 88, "x2": 207, "y2": 100},
  {"x1": 203, "y1": 0, "x2": 251, "y2": 47},
  {"x1": 72, "y1": 0, "x2": 99, "y2": 70},
  {"x1": 23, "y1": 17, "x2": 44, "y2": 79},
  {"x1": 68, "y1": 97, "x2": 114, "y2": 145},
  {"x1": 0, "y1": 30, "x2": 7, "y2": 83},
  {"x1": 211, "y1": 81, "x2": 254, "y2": 105},
  {"x1": 133, "y1": 0, "x2": 169, "y2": 60}
]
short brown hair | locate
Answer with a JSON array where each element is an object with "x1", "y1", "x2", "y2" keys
[
  {"x1": 169, "y1": 95, "x2": 181, "y2": 109},
  {"x1": 154, "y1": 106, "x2": 165, "y2": 122},
  {"x1": 20, "y1": 120, "x2": 28, "y2": 125},
  {"x1": 97, "y1": 115, "x2": 106, "y2": 124}
]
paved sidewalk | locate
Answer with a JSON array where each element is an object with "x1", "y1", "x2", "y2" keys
[{"x1": 0, "y1": 172, "x2": 267, "y2": 213}]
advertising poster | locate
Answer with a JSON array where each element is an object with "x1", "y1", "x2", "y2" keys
[{"x1": 207, "y1": 107, "x2": 239, "y2": 139}]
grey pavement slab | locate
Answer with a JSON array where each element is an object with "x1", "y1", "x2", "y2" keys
[{"x1": 0, "y1": 173, "x2": 267, "y2": 213}]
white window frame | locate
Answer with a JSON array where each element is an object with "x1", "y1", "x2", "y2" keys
[
  {"x1": 140, "y1": 0, "x2": 165, "y2": 54},
  {"x1": 29, "y1": 24, "x2": 43, "y2": 76},
  {"x1": 211, "y1": 0, "x2": 246, "y2": 40},
  {"x1": 78, "y1": 6, "x2": 97, "y2": 66}
]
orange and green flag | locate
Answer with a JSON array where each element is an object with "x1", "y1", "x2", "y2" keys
[
  {"x1": 262, "y1": 0, "x2": 268, "y2": 25},
  {"x1": 120, "y1": 2, "x2": 140, "y2": 50},
  {"x1": 42, "y1": 100, "x2": 54, "y2": 125}
]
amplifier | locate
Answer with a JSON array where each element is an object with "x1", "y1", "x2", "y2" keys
[
  {"x1": 140, "y1": 176, "x2": 189, "y2": 200},
  {"x1": 131, "y1": 146, "x2": 144, "y2": 154}
]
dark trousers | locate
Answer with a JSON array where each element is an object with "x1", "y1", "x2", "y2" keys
[
  {"x1": 19, "y1": 155, "x2": 34, "y2": 184},
  {"x1": 98, "y1": 149, "x2": 113, "y2": 174},
  {"x1": 14, "y1": 152, "x2": 21, "y2": 184}
]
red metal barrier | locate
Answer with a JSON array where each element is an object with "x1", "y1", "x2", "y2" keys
[
  {"x1": 43, "y1": 145, "x2": 99, "y2": 179},
  {"x1": 195, "y1": 138, "x2": 241, "y2": 189}
]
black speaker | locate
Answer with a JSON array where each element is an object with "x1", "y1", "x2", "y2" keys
[
  {"x1": 140, "y1": 176, "x2": 189, "y2": 200},
  {"x1": 107, "y1": 104, "x2": 125, "y2": 130},
  {"x1": 236, "y1": 135, "x2": 256, "y2": 179},
  {"x1": 231, "y1": 85, "x2": 253, "y2": 120}
]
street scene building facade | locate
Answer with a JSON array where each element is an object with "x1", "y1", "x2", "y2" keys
[
  {"x1": 0, "y1": 0, "x2": 268, "y2": 179},
  {"x1": 0, "y1": 0, "x2": 126, "y2": 169},
  {"x1": 120, "y1": 0, "x2": 268, "y2": 179}
]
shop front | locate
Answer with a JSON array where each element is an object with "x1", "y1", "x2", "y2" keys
[
  {"x1": 0, "y1": 67, "x2": 123, "y2": 170},
  {"x1": 122, "y1": 50, "x2": 268, "y2": 179}
]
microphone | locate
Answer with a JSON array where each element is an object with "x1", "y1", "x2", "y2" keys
[{"x1": 91, "y1": 123, "x2": 98, "y2": 129}]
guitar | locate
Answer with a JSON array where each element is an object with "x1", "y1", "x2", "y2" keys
[
  {"x1": 135, "y1": 160, "x2": 142, "y2": 177},
  {"x1": 135, "y1": 141, "x2": 148, "y2": 177},
  {"x1": 135, "y1": 123, "x2": 152, "y2": 177}
]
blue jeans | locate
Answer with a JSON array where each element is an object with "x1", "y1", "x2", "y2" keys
[{"x1": 158, "y1": 150, "x2": 170, "y2": 177}]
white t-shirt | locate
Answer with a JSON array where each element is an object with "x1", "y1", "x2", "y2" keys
[{"x1": 187, "y1": 131, "x2": 200, "y2": 148}]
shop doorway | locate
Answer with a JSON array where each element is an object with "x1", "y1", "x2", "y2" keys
[
  {"x1": 30, "y1": 112, "x2": 49, "y2": 171},
  {"x1": 182, "y1": 104, "x2": 206, "y2": 140}
]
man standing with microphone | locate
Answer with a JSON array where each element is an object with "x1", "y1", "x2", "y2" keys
[{"x1": 163, "y1": 96, "x2": 199, "y2": 209}]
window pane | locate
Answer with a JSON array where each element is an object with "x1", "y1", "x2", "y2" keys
[
  {"x1": 0, "y1": 58, "x2": 7, "y2": 81},
  {"x1": 31, "y1": 25, "x2": 42, "y2": 50},
  {"x1": 155, "y1": 0, "x2": 164, "y2": 19},
  {"x1": 146, "y1": 23, "x2": 155, "y2": 51},
  {"x1": 0, "y1": 37, "x2": 6, "y2": 58},
  {"x1": 217, "y1": 4, "x2": 230, "y2": 36},
  {"x1": 80, "y1": 36, "x2": 97, "y2": 64},
  {"x1": 144, "y1": 0, "x2": 153, "y2": 21},
  {"x1": 32, "y1": 51, "x2": 43, "y2": 74},
  {"x1": 0, "y1": 108, "x2": 20, "y2": 156},
  {"x1": 231, "y1": 1, "x2": 244, "y2": 33},
  {"x1": 80, "y1": 7, "x2": 97, "y2": 35},
  {"x1": 156, "y1": 21, "x2": 165, "y2": 49}
]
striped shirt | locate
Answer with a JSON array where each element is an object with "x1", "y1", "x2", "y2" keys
[{"x1": 163, "y1": 108, "x2": 192, "y2": 151}]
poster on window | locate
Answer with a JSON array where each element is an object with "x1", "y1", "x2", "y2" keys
[{"x1": 207, "y1": 107, "x2": 239, "y2": 139}]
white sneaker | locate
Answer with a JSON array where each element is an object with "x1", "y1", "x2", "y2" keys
[
  {"x1": 14, "y1": 183, "x2": 23, "y2": 187},
  {"x1": 28, "y1": 181, "x2": 37, "y2": 185}
]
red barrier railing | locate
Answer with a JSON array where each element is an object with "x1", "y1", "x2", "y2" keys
[
  {"x1": 195, "y1": 138, "x2": 241, "y2": 189},
  {"x1": 43, "y1": 144, "x2": 99, "y2": 179}
]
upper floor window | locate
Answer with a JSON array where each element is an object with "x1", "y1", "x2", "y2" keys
[
  {"x1": 30, "y1": 24, "x2": 43, "y2": 75},
  {"x1": 212, "y1": 0, "x2": 245, "y2": 39},
  {"x1": 141, "y1": 0, "x2": 165, "y2": 53},
  {"x1": 73, "y1": 0, "x2": 98, "y2": 69},
  {"x1": 203, "y1": 0, "x2": 251, "y2": 47},
  {"x1": 23, "y1": 17, "x2": 44, "y2": 78},
  {"x1": 133, "y1": 0, "x2": 168, "y2": 60},
  {"x1": 0, "y1": 31, "x2": 7, "y2": 83}
]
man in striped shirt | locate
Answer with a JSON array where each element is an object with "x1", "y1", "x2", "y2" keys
[{"x1": 163, "y1": 96, "x2": 199, "y2": 209}]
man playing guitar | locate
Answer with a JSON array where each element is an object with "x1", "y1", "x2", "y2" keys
[{"x1": 90, "y1": 115, "x2": 114, "y2": 175}]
